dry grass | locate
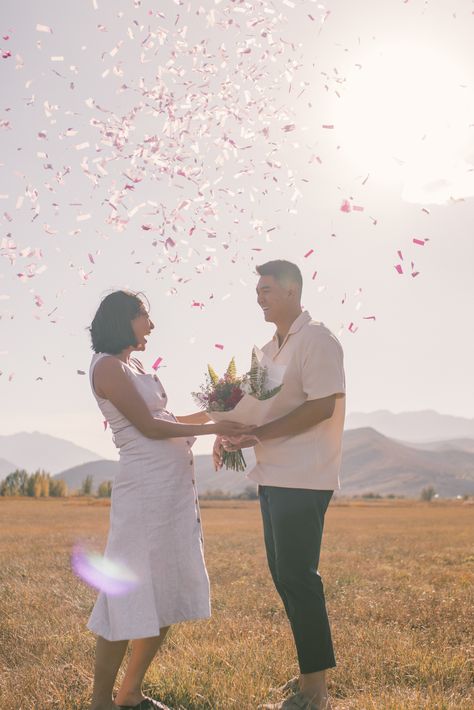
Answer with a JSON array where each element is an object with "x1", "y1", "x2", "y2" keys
[{"x1": 0, "y1": 498, "x2": 473, "y2": 709}]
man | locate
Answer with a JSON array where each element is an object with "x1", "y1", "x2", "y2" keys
[{"x1": 214, "y1": 260, "x2": 345, "y2": 710}]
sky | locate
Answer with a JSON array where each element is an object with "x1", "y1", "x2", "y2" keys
[{"x1": 1, "y1": 0, "x2": 474, "y2": 460}]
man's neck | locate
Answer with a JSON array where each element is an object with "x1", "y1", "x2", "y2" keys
[{"x1": 275, "y1": 308, "x2": 303, "y2": 346}]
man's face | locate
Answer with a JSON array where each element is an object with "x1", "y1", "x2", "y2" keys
[{"x1": 256, "y1": 275, "x2": 292, "y2": 323}]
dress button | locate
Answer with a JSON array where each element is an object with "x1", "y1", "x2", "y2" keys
[
  {"x1": 189, "y1": 460, "x2": 193, "y2": 465},
  {"x1": 192, "y1": 479, "x2": 195, "y2": 484},
  {"x1": 197, "y1": 517, "x2": 201, "y2": 523}
]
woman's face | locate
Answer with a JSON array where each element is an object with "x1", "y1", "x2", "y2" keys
[{"x1": 131, "y1": 303, "x2": 154, "y2": 351}]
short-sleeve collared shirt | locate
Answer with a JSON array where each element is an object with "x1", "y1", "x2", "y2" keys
[{"x1": 247, "y1": 311, "x2": 346, "y2": 490}]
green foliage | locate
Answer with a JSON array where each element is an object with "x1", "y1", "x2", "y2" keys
[
  {"x1": 50, "y1": 479, "x2": 67, "y2": 497},
  {"x1": 420, "y1": 485, "x2": 436, "y2": 502},
  {"x1": 80, "y1": 475, "x2": 94, "y2": 496},
  {"x1": 0, "y1": 469, "x2": 29, "y2": 496},
  {"x1": 97, "y1": 480, "x2": 113, "y2": 498}
]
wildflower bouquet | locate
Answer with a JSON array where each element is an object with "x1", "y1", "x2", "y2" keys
[{"x1": 192, "y1": 348, "x2": 285, "y2": 471}]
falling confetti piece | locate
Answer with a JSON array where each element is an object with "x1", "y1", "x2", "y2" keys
[
  {"x1": 348, "y1": 322, "x2": 358, "y2": 333},
  {"x1": 103, "y1": 420, "x2": 108, "y2": 431},
  {"x1": 304, "y1": 249, "x2": 314, "y2": 258},
  {"x1": 412, "y1": 238, "x2": 426, "y2": 246},
  {"x1": 71, "y1": 545, "x2": 139, "y2": 596},
  {"x1": 77, "y1": 369, "x2": 86, "y2": 375},
  {"x1": 395, "y1": 265, "x2": 403, "y2": 274},
  {"x1": 151, "y1": 357, "x2": 162, "y2": 371},
  {"x1": 340, "y1": 199, "x2": 351, "y2": 213},
  {"x1": 214, "y1": 344, "x2": 224, "y2": 350}
]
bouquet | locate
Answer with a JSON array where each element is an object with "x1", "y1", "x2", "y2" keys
[{"x1": 192, "y1": 348, "x2": 285, "y2": 471}]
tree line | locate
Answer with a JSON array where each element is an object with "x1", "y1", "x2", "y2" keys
[{"x1": 0, "y1": 470, "x2": 112, "y2": 498}]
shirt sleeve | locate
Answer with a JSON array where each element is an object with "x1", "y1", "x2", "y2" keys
[{"x1": 301, "y1": 330, "x2": 346, "y2": 400}]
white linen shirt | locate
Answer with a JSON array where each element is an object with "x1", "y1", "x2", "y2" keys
[{"x1": 247, "y1": 311, "x2": 345, "y2": 490}]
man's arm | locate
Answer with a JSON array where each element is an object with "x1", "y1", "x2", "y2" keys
[
  {"x1": 224, "y1": 395, "x2": 338, "y2": 450},
  {"x1": 256, "y1": 395, "x2": 336, "y2": 441}
]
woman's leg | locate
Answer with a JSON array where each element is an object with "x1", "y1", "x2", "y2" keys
[
  {"x1": 114, "y1": 627, "x2": 170, "y2": 707},
  {"x1": 89, "y1": 636, "x2": 129, "y2": 710}
]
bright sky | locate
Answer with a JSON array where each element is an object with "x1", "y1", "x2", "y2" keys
[{"x1": 1, "y1": 0, "x2": 473, "y2": 459}]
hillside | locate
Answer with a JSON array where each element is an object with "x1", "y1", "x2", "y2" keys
[
  {"x1": 346, "y1": 410, "x2": 474, "y2": 442},
  {"x1": 55, "y1": 429, "x2": 474, "y2": 498},
  {"x1": 0, "y1": 432, "x2": 104, "y2": 475},
  {"x1": 341, "y1": 428, "x2": 474, "y2": 497}
]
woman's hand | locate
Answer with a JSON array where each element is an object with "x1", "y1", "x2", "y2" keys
[
  {"x1": 213, "y1": 436, "x2": 224, "y2": 471},
  {"x1": 213, "y1": 421, "x2": 253, "y2": 438}
]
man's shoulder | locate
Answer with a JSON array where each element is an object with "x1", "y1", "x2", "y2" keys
[{"x1": 304, "y1": 320, "x2": 339, "y2": 340}]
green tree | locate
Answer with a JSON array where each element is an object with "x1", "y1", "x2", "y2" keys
[
  {"x1": 420, "y1": 486, "x2": 436, "y2": 502},
  {"x1": 50, "y1": 479, "x2": 68, "y2": 497},
  {"x1": 81, "y1": 475, "x2": 94, "y2": 496},
  {"x1": 97, "y1": 480, "x2": 112, "y2": 498},
  {"x1": 0, "y1": 469, "x2": 29, "y2": 496}
]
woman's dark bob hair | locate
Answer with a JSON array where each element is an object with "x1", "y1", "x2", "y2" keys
[{"x1": 90, "y1": 290, "x2": 149, "y2": 355}]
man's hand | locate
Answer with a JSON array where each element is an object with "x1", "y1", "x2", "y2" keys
[{"x1": 221, "y1": 434, "x2": 260, "y2": 451}]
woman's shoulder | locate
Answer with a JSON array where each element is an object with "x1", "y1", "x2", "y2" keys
[{"x1": 130, "y1": 357, "x2": 146, "y2": 374}]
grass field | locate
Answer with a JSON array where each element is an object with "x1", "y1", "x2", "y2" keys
[{"x1": 0, "y1": 498, "x2": 473, "y2": 710}]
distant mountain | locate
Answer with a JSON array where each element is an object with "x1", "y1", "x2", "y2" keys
[
  {"x1": 341, "y1": 428, "x2": 474, "y2": 497},
  {"x1": 345, "y1": 410, "x2": 474, "y2": 442},
  {"x1": 0, "y1": 457, "x2": 18, "y2": 480},
  {"x1": 55, "y1": 429, "x2": 474, "y2": 498},
  {"x1": 407, "y1": 438, "x2": 474, "y2": 454},
  {"x1": 0, "y1": 432, "x2": 104, "y2": 475},
  {"x1": 55, "y1": 454, "x2": 257, "y2": 496}
]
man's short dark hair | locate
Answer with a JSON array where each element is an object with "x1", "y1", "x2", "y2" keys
[
  {"x1": 89, "y1": 290, "x2": 148, "y2": 355},
  {"x1": 256, "y1": 260, "x2": 303, "y2": 294}
]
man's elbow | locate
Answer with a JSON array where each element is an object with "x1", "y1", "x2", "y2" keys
[{"x1": 312, "y1": 395, "x2": 336, "y2": 423}]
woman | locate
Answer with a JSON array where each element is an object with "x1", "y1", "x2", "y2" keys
[{"x1": 86, "y1": 290, "x2": 248, "y2": 710}]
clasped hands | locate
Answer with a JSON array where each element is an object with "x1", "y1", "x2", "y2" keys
[{"x1": 212, "y1": 428, "x2": 260, "y2": 471}]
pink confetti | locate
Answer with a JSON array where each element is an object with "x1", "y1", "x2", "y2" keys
[
  {"x1": 312, "y1": 271, "x2": 317, "y2": 280},
  {"x1": 152, "y1": 357, "x2": 162, "y2": 371},
  {"x1": 348, "y1": 322, "x2": 358, "y2": 333},
  {"x1": 214, "y1": 344, "x2": 224, "y2": 350},
  {"x1": 88, "y1": 253, "x2": 95, "y2": 264},
  {"x1": 304, "y1": 249, "x2": 314, "y2": 258},
  {"x1": 412, "y1": 238, "x2": 426, "y2": 246},
  {"x1": 397, "y1": 250, "x2": 404, "y2": 260},
  {"x1": 322, "y1": 124, "x2": 334, "y2": 129},
  {"x1": 103, "y1": 420, "x2": 108, "y2": 431},
  {"x1": 394, "y1": 264, "x2": 403, "y2": 274},
  {"x1": 363, "y1": 316, "x2": 376, "y2": 321},
  {"x1": 34, "y1": 295, "x2": 44, "y2": 307},
  {"x1": 340, "y1": 199, "x2": 351, "y2": 213},
  {"x1": 352, "y1": 205, "x2": 364, "y2": 212}
]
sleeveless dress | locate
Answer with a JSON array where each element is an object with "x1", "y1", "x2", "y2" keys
[{"x1": 87, "y1": 352, "x2": 210, "y2": 641}]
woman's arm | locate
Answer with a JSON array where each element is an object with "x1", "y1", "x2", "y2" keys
[
  {"x1": 176, "y1": 411, "x2": 211, "y2": 424},
  {"x1": 93, "y1": 357, "x2": 246, "y2": 440}
]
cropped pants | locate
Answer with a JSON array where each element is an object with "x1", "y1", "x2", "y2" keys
[{"x1": 259, "y1": 485, "x2": 335, "y2": 673}]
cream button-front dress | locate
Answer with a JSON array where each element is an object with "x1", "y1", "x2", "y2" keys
[{"x1": 87, "y1": 353, "x2": 210, "y2": 641}]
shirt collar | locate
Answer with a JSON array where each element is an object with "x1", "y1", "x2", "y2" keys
[{"x1": 272, "y1": 310, "x2": 312, "y2": 348}]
